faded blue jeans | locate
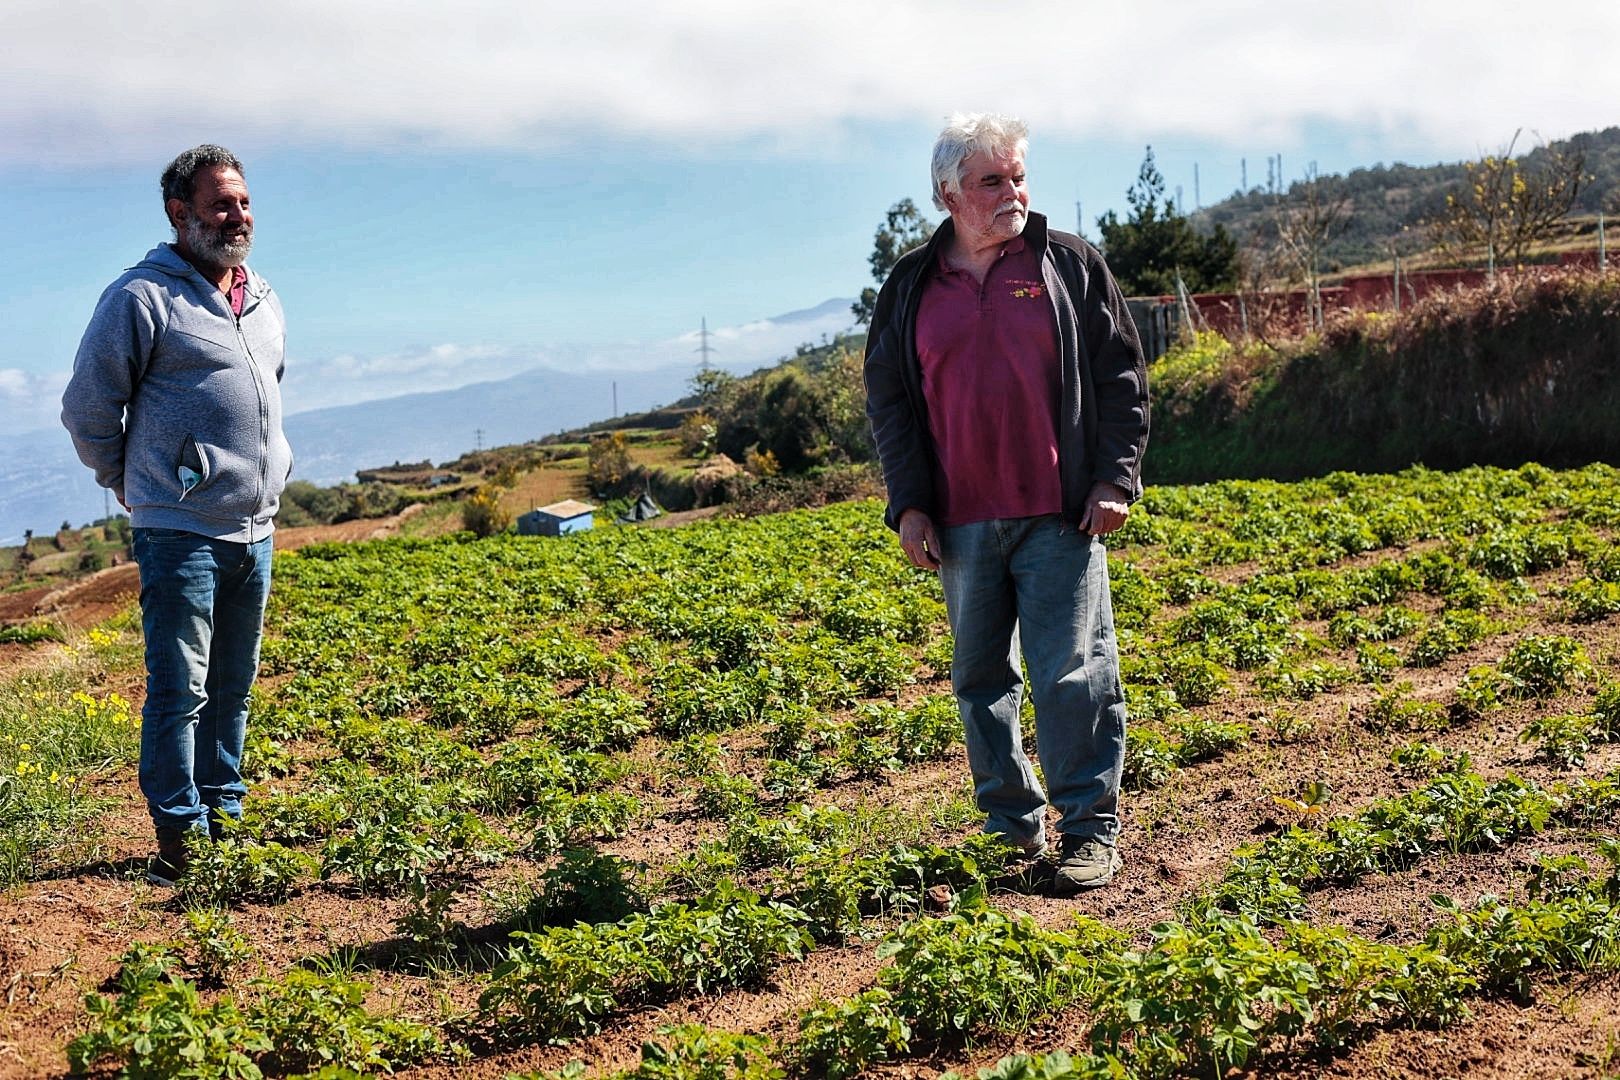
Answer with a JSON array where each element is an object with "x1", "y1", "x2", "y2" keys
[
  {"x1": 938, "y1": 515, "x2": 1126, "y2": 853},
  {"x1": 133, "y1": 528, "x2": 273, "y2": 832}
]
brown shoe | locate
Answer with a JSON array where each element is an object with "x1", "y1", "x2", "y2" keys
[
  {"x1": 147, "y1": 826, "x2": 193, "y2": 887},
  {"x1": 1053, "y1": 836, "x2": 1121, "y2": 896}
]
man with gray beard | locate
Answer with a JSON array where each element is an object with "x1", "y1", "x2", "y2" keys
[
  {"x1": 864, "y1": 114, "x2": 1148, "y2": 895},
  {"x1": 63, "y1": 145, "x2": 292, "y2": 886}
]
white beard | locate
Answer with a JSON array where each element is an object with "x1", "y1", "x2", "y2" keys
[{"x1": 183, "y1": 215, "x2": 252, "y2": 267}]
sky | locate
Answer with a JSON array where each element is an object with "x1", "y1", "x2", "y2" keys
[{"x1": 4, "y1": 0, "x2": 1618, "y2": 437}]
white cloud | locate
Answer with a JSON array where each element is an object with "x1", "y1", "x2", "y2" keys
[
  {"x1": 281, "y1": 299, "x2": 855, "y2": 415},
  {"x1": 0, "y1": 368, "x2": 68, "y2": 435},
  {"x1": 4, "y1": 1, "x2": 1615, "y2": 167}
]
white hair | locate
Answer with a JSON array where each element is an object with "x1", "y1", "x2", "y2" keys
[{"x1": 930, "y1": 113, "x2": 1029, "y2": 211}]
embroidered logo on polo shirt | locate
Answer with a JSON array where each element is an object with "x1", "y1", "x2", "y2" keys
[{"x1": 1009, "y1": 280, "x2": 1045, "y2": 299}]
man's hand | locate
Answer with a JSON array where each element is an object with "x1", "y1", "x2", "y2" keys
[
  {"x1": 1078, "y1": 481, "x2": 1130, "y2": 537},
  {"x1": 898, "y1": 508, "x2": 942, "y2": 572}
]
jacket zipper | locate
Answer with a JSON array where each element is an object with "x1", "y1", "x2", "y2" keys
[{"x1": 234, "y1": 291, "x2": 272, "y2": 545}]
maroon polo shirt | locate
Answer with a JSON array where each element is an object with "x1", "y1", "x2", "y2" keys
[
  {"x1": 227, "y1": 265, "x2": 247, "y2": 317},
  {"x1": 916, "y1": 233, "x2": 1062, "y2": 527}
]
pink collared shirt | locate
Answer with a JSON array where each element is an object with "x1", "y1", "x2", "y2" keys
[{"x1": 916, "y1": 234, "x2": 1062, "y2": 526}]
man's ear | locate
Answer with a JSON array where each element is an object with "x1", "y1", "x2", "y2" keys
[{"x1": 165, "y1": 198, "x2": 188, "y2": 230}]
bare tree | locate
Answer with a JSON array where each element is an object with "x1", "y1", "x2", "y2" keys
[
  {"x1": 1273, "y1": 170, "x2": 1351, "y2": 329},
  {"x1": 1428, "y1": 130, "x2": 1587, "y2": 279},
  {"x1": 1232, "y1": 240, "x2": 1295, "y2": 346}
]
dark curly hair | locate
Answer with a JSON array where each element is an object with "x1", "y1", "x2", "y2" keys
[{"x1": 160, "y1": 145, "x2": 245, "y2": 206}]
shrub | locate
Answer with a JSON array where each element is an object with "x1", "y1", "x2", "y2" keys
[
  {"x1": 461, "y1": 486, "x2": 512, "y2": 538},
  {"x1": 522, "y1": 847, "x2": 647, "y2": 929},
  {"x1": 587, "y1": 432, "x2": 633, "y2": 496}
]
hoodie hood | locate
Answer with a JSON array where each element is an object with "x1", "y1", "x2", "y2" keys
[{"x1": 134, "y1": 243, "x2": 270, "y2": 299}]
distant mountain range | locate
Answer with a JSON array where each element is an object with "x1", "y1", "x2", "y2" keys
[{"x1": 1, "y1": 299, "x2": 856, "y2": 544}]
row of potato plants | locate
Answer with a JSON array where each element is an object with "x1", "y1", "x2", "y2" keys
[{"x1": 519, "y1": 764, "x2": 1620, "y2": 1079}]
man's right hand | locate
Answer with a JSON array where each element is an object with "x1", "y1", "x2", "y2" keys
[{"x1": 898, "y1": 508, "x2": 942, "y2": 572}]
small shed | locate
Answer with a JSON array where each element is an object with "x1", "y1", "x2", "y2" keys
[{"x1": 517, "y1": 499, "x2": 596, "y2": 537}]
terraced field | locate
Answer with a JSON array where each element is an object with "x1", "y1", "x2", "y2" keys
[{"x1": 3, "y1": 463, "x2": 1619, "y2": 1079}]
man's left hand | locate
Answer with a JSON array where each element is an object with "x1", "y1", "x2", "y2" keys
[{"x1": 1078, "y1": 481, "x2": 1130, "y2": 537}]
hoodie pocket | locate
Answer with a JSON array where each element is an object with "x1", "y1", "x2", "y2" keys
[{"x1": 176, "y1": 434, "x2": 211, "y2": 501}]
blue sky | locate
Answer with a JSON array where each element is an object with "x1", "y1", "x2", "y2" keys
[{"x1": 4, "y1": 0, "x2": 1616, "y2": 435}]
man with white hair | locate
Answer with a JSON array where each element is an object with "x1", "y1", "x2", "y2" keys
[
  {"x1": 63, "y1": 145, "x2": 291, "y2": 886},
  {"x1": 864, "y1": 114, "x2": 1149, "y2": 894}
]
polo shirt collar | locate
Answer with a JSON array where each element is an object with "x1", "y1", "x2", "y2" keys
[{"x1": 933, "y1": 226, "x2": 1031, "y2": 274}]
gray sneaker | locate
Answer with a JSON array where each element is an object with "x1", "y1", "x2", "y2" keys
[{"x1": 1053, "y1": 836, "x2": 1121, "y2": 895}]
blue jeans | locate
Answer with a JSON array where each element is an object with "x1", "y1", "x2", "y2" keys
[
  {"x1": 133, "y1": 528, "x2": 273, "y2": 832},
  {"x1": 938, "y1": 515, "x2": 1126, "y2": 851}
]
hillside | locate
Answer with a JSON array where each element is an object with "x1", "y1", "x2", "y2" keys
[{"x1": 1189, "y1": 126, "x2": 1620, "y2": 271}]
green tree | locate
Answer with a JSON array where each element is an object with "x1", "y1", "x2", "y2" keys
[
  {"x1": 709, "y1": 341, "x2": 873, "y2": 472},
  {"x1": 851, "y1": 199, "x2": 936, "y2": 325},
  {"x1": 690, "y1": 364, "x2": 736, "y2": 408},
  {"x1": 1096, "y1": 147, "x2": 1238, "y2": 296}
]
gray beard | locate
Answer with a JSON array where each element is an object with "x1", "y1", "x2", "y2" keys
[{"x1": 183, "y1": 216, "x2": 252, "y2": 267}]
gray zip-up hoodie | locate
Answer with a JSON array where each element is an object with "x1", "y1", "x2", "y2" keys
[{"x1": 61, "y1": 244, "x2": 292, "y2": 542}]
